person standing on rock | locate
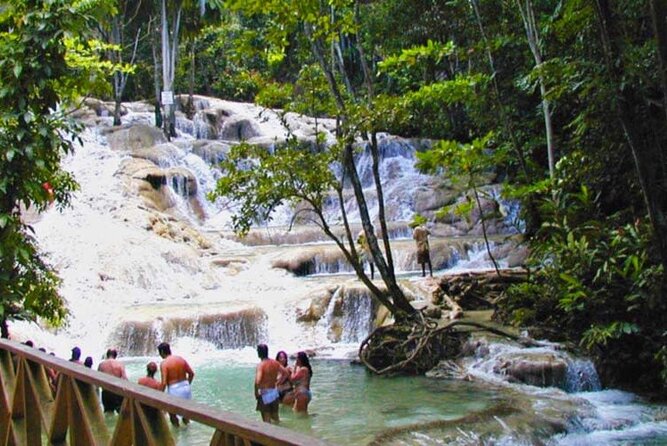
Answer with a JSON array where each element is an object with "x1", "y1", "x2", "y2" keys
[
  {"x1": 412, "y1": 221, "x2": 433, "y2": 277},
  {"x1": 98, "y1": 348, "x2": 128, "y2": 413},
  {"x1": 158, "y1": 342, "x2": 195, "y2": 426}
]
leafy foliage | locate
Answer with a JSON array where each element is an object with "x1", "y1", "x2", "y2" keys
[
  {"x1": 208, "y1": 137, "x2": 336, "y2": 236},
  {"x1": 503, "y1": 186, "x2": 665, "y2": 389},
  {"x1": 0, "y1": 0, "x2": 112, "y2": 333}
]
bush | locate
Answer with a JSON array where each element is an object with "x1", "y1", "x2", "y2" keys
[{"x1": 502, "y1": 186, "x2": 666, "y2": 394}]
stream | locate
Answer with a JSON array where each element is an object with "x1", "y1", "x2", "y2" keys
[{"x1": 13, "y1": 98, "x2": 667, "y2": 445}]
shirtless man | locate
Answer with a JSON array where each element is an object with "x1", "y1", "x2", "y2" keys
[
  {"x1": 254, "y1": 344, "x2": 288, "y2": 424},
  {"x1": 97, "y1": 348, "x2": 128, "y2": 413},
  {"x1": 138, "y1": 361, "x2": 163, "y2": 391},
  {"x1": 158, "y1": 342, "x2": 195, "y2": 426}
]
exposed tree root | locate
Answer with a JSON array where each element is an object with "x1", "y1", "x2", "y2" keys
[{"x1": 359, "y1": 318, "x2": 541, "y2": 375}]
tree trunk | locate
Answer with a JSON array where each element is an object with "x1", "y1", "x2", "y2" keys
[
  {"x1": 150, "y1": 17, "x2": 163, "y2": 129},
  {"x1": 160, "y1": 0, "x2": 181, "y2": 139},
  {"x1": 650, "y1": 0, "x2": 667, "y2": 124},
  {"x1": 516, "y1": 0, "x2": 556, "y2": 180}
]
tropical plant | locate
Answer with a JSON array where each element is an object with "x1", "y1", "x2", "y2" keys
[{"x1": 0, "y1": 0, "x2": 114, "y2": 337}]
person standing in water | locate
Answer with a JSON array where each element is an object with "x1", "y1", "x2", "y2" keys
[
  {"x1": 138, "y1": 361, "x2": 163, "y2": 391},
  {"x1": 255, "y1": 344, "x2": 288, "y2": 424},
  {"x1": 97, "y1": 348, "x2": 128, "y2": 413},
  {"x1": 282, "y1": 351, "x2": 313, "y2": 415},
  {"x1": 275, "y1": 351, "x2": 293, "y2": 402},
  {"x1": 158, "y1": 342, "x2": 195, "y2": 426},
  {"x1": 412, "y1": 222, "x2": 433, "y2": 277}
]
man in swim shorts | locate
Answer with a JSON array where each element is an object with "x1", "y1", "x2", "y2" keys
[
  {"x1": 254, "y1": 344, "x2": 288, "y2": 424},
  {"x1": 158, "y1": 342, "x2": 195, "y2": 426},
  {"x1": 97, "y1": 348, "x2": 127, "y2": 413}
]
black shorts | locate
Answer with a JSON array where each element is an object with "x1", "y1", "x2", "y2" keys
[{"x1": 102, "y1": 390, "x2": 123, "y2": 413}]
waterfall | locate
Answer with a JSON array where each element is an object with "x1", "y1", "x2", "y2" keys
[
  {"x1": 340, "y1": 288, "x2": 375, "y2": 343},
  {"x1": 565, "y1": 358, "x2": 602, "y2": 392},
  {"x1": 461, "y1": 339, "x2": 603, "y2": 393},
  {"x1": 112, "y1": 308, "x2": 268, "y2": 356}
]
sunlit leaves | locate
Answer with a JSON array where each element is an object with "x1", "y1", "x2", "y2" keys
[
  {"x1": 0, "y1": 0, "x2": 99, "y2": 330},
  {"x1": 208, "y1": 139, "x2": 337, "y2": 236}
]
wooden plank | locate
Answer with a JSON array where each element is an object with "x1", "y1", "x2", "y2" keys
[
  {"x1": 25, "y1": 360, "x2": 55, "y2": 428},
  {"x1": 0, "y1": 358, "x2": 13, "y2": 446},
  {"x1": 18, "y1": 359, "x2": 42, "y2": 445},
  {"x1": 133, "y1": 400, "x2": 175, "y2": 446},
  {"x1": 68, "y1": 378, "x2": 109, "y2": 446},
  {"x1": 109, "y1": 398, "x2": 133, "y2": 446},
  {"x1": 48, "y1": 375, "x2": 69, "y2": 445},
  {"x1": 0, "y1": 350, "x2": 15, "y2": 408}
]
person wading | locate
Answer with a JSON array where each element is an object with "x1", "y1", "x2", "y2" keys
[
  {"x1": 158, "y1": 342, "x2": 195, "y2": 426},
  {"x1": 97, "y1": 348, "x2": 128, "y2": 413},
  {"x1": 254, "y1": 344, "x2": 288, "y2": 424}
]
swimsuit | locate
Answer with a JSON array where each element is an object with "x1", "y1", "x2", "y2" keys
[
  {"x1": 167, "y1": 380, "x2": 192, "y2": 399},
  {"x1": 297, "y1": 388, "x2": 312, "y2": 401},
  {"x1": 256, "y1": 387, "x2": 280, "y2": 413},
  {"x1": 260, "y1": 387, "x2": 279, "y2": 405}
]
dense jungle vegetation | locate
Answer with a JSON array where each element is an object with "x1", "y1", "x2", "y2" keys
[{"x1": 1, "y1": 0, "x2": 666, "y2": 396}]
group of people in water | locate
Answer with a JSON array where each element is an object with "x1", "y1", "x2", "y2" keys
[
  {"x1": 24, "y1": 339, "x2": 311, "y2": 427},
  {"x1": 68, "y1": 342, "x2": 196, "y2": 426},
  {"x1": 254, "y1": 344, "x2": 313, "y2": 424}
]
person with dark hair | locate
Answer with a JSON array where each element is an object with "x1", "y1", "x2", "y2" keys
[
  {"x1": 412, "y1": 223, "x2": 433, "y2": 277},
  {"x1": 83, "y1": 356, "x2": 93, "y2": 368},
  {"x1": 69, "y1": 346, "x2": 82, "y2": 364},
  {"x1": 275, "y1": 351, "x2": 292, "y2": 402},
  {"x1": 283, "y1": 351, "x2": 313, "y2": 415},
  {"x1": 98, "y1": 348, "x2": 127, "y2": 413},
  {"x1": 138, "y1": 361, "x2": 162, "y2": 391},
  {"x1": 254, "y1": 344, "x2": 288, "y2": 424},
  {"x1": 158, "y1": 342, "x2": 194, "y2": 426}
]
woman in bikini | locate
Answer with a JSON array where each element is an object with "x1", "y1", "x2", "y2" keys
[
  {"x1": 282, "y1": 351, "x2": 312, "y2": 415},
  {"x1": 275, "y1": 351, "x2": 293, "y2": 402}
]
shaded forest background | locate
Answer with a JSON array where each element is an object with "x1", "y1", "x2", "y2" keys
[{"x1": 1, "y1": 0, "x2": 666, "y2": 396}]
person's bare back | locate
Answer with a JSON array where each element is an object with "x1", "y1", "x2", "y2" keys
[
  {"x1": 256, "y1": 358, "x2": 283, "y2": 390},
  {"x1": 160, "y1": 355, "x2": 194, "y2": 386},
  {"x1": 98, "y1": 358, "x2": 127, "y2": 379}
]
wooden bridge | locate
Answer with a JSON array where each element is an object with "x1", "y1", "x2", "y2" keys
[{"x1": 0, "y1": 339, "x2": 333, "y2": 445}]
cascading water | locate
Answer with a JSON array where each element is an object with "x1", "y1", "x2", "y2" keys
[{"x1": 15, "y1": 96, "x2": 666, "y2": 445}]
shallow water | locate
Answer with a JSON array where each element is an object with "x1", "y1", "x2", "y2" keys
[{"x1": 123, "y1": 358, "x2": 500, "y2": 445}]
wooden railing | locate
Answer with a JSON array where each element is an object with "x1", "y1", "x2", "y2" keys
[{"x1": 0, "y1": 339, "x2": 333, "y2": 446}]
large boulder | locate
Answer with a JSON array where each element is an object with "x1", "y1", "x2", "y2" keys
[
  {"x1": 106, "y1": 124, "x2": 167, "y2": 152},
  {"x1": 219, "y1": 115, "x2": 262, "y2": 141},
  {"x1": 494, "y1": 352, "x2": 569, "y2": 389},
  {"x1": 189, "y1": 140, "x2": 231, "y2": 164}
]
